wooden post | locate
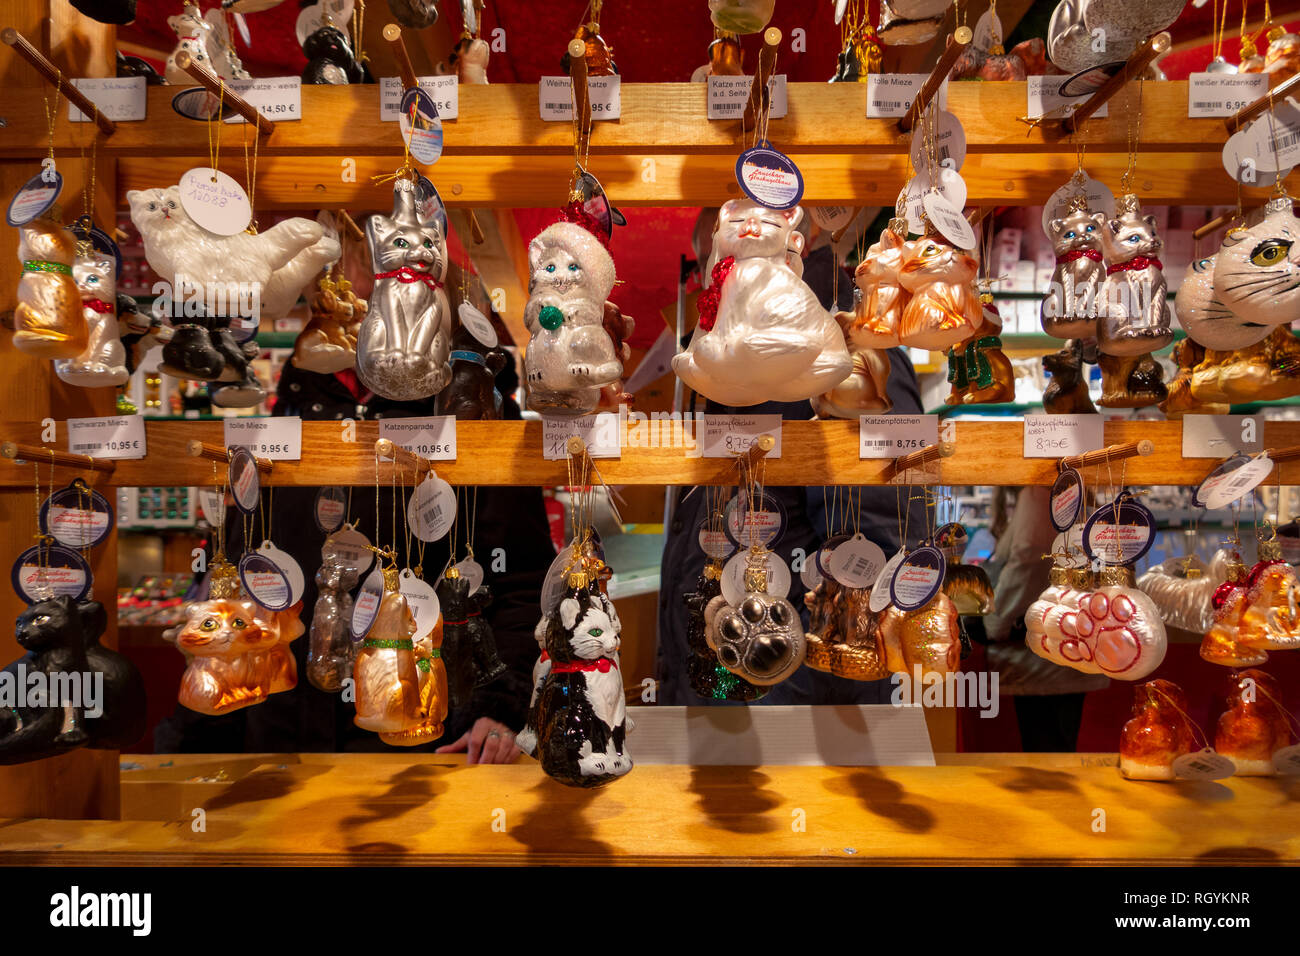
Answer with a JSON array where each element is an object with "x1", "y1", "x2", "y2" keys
[
  {"x1": 173, "y1": 50, "x2": 274, "y2": 134},
  {"x1": 383, "y1": 22, "x2": 419, "y2": 91},
  {"x1": 2, "y1": 29, "x2": 116, "y2": 135},
  {"x1": 1058, "y1": 439, "x2": 1155, "y2": 471},
  {"x1": 1063, "y1": 32, "x2": 1171, "y2": 134},
  {"x1": 742, "y1": 27, "x2": 781, "y2": 130},
  {"x1": 1226, "y1": 71, "x2": 1300, "y2": 134},
  {"x1": 899, "y1": 30, "x2": 970, "y2": 133}
]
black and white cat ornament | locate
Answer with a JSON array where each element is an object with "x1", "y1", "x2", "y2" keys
[{"x1": 517, "y1": 569, "x2": 632, "y2": 788}]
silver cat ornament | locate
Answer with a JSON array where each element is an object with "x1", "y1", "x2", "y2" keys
[{"x1": 1097, "y1": 195, "x2": 1174, "y2": 357}]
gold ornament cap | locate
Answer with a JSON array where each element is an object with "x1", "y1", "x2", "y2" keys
[
  {"x1": 445, "y1": 565, "x2": 462, "y2": 580},
  {"x1": 1116, "y1": 192, "x2": 1141, "y2": 215},
  {"x1": 704, "y1": 561, "x2": 723, "y2": 581},
  {"x1": 1070, "y1": 568, "x2": 1095, "y2": 590},
  {"x1": 1184, "y1": 566, "x2": 1203, "y2": 580},
  {"x1": 1098, "y1": 566, "x2": 1135, "y2": 588},
  {"x1": 744, "y1": 564, "x2": 769, "y2": 594},
  {"x1": 1048, "y1": 565, "x2": 1071, "y2": 587},
  {"x1": 209, "y1": 556, "x2": 240, "y2": 599},
  {"x1": 567, "y1": 569, "x2": 590, "y2": 589},
  {"x1": 382, "y1": 565, "x2": 400, "y2": 592},
  {"x1": 1258, "y1": 539, "x2": 1283, "y2": 561}
]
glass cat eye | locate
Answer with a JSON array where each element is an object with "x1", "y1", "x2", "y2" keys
[
  {"x1": 234, "y1": 618, "x2": 247, "y2": 628},
  {"x1": 201, "y1": 619, "x2": 217, "y2": 630},
  {"x1": 588, "y1": 627, "x2": 603, "y2": 637},
  {"x1": 1251, "y1": 240, "x2": 1292, "y2": 266},
  {"x1": 394, "y1": 238, "x2": 409, "y2": 248}
]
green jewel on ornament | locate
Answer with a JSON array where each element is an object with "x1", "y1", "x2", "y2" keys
[{"x1": 539, "y1": 305, "x2": 564, "y2": 331}]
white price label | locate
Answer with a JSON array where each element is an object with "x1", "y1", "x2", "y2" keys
[
  {"x1": 69, "y1": 77, "x2": 146, "y2": 122},
  {"x1": 866, "y1": 73, "x2": 928, "y2": 118},
  {"x1": 1026, "y1": 75, "x2": 1107, "y2": 120},
  {"x1": 1023, "y1": 414, "x2": 1104, "y2": 458},
  {"x1": 699, "y1": 414, "x2": 783, "y2": 459},
  {"x1": 1242, "y1": 100, "x2": 1300, "y2": 172},
  {"x1": 1182, "y1": 415, "x2": 1263, "y2": 458},
  {"x1": 224, "y1": 416, "x2": 303, "y2": 460},
  {"x1": 909, "y1": 108, "x2": 966, "y2": 171},
  {"x1": 379, "y1": 75, "x2": 459, "y2": 121},
  {"x1": 1199, "y1": 455, "x2": 1273, "y2": 510},
  {"x1": 1188, "y1": 72, "x2": 1269, "y2": 118},
  {"x1": 859, "y1": 415, "x2": 938, "y2": 459},
  {"x1": 66, "y1": 416, "x2": 146, "y2": 459},
  {"x1": 923, "y1": 190, "x2": 976, "y2": 249},
  {"x1": 542, "y1": 413, "x2": 621, "y2": 460},
  {"x1": 706, "y1": 74, "x2": 788, "y2": 120},
  {"x1": 378, "y1": 415, "x2": 457, "y2": 461},
  {"x1": 223, "y1": 77, "x2": 302, "y2": 123},
  {"x1": 539, "y1": 75, "x2": 621, "y2": 121}
]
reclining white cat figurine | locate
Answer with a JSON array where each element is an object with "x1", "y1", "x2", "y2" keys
[{"x1": 673, "y1": 200, "x2": 852, "y2": 407}]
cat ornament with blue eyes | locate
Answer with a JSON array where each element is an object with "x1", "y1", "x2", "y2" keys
[
  {"x1": 359, "y1": 178, "x2": 453, "y2": 401},
  {"x1": 1041, "y1": 197, "x2": 1105, "y2": 340},
  {"x1": 54, "y1": 249, "x2": 130, "y2": 388}
]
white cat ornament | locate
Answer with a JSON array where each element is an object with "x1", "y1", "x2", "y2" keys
[
  {"x1": 673, "y1": 200, "x2": 852, "y2": 407},
  {"x1": 54, "y1": 249, "x2": 129, "y2": 388}
]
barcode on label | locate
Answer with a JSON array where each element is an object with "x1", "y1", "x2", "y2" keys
[
  {"x1": 865, "y1": 440, "x2": 893, "y2": 447},
  {"x1": 880, "y1": 100, "x2": 902, "y2": 109},
  {"x1": 1193, "y1": 101, "x2": 1214, "y2": 108},
  {"x1": 544, "y1": 101, "x2": 566, "y2": 110},
  {"x1": 1187, "y1": 759, "x2": 1213, "y2": 772},
  {"x1": 1279, "y1": 131, "x2": 1300, "y2": 149},
  {"x1": 71, "y1": 443, "x2": 96, "y2": 451},
  {"x1": 938, "y1": 146, "x2": 950, "y2": 161},
  {"x1": 850, "y1": 557, "x2": 873, "y2": 574}
]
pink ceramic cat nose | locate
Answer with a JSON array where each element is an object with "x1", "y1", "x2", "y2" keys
[{"x1": 739, "y1": 218, "x2": 764, "y2": 238}]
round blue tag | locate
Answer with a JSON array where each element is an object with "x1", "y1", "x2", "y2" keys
[
  {"x1": 39, "y1": 482, "x2": 114, "y2": 550},
  {"x1": 400, "y1": 87, "x2": 443, "y2": 165},
  {"x1": 1082, "y1": 498, "x2": 1155, "y2": 566},
  {"x1": 815, "y1": 533, "x2": 853, "y2": 576},
  {"x1": 735, "y1": 141, "x2": 804, "y2": 211},
  {"x1": 238, "y1": 550, "x2": 292, "y2": 611},
  {"x1": 890, "y1": 545, "x2": 946, "y2": 611},
  {"x1": 228, "y1": 446, "x2": 261, "y2": 515},
  {"x1": 724, "y1": 490, "x2": 788, "y2": 550},
  {"x1": 1050, "y1": 467, "x2": 1085, "y2": 532},
  {"x1": 170, "y1": 87, "x2": 236, "y2": 122},
  {"x1": 1193, "y1": 453, "x2": 1253, "y2": 509},
  {"x1": 7, "y1": 170, "x2": 64, "y2": 227},
  {"x1": 11, "y1": 542, "x2": 92, "y2": 604},
  {"x1": 315, "y1": 486, "x2": 347, "y2": 533}
]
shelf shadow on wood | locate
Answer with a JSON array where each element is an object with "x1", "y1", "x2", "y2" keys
[
  {"x1": 338, "y1": 762, "x2": 448, "y2": 857},
  {"x1": 688, "y1": 766, "x2": 781, "y2": 835},
  {"x1": 985, "y1": 765, "x2": 1083, "y2": 796},
  {"x1": 200, "y1": 763, "x2": 332, "y2": 812},
  {"x1": 1195, "y1": 846, "x2": 1282, "y2": 863},
  {"x1": 824, "y1": 767, "x2": 935, "y2": 833},
  {"x1": 509, "y1": 778, "x2": 613, "y2": 862}
]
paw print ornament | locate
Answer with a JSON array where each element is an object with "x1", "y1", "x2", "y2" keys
[
  {"x1": 1054, "y1": 567, "x2": 1168, "y2": 681},
  {"x1": 704, "y1": 561, "x2": 805, "y2": 686}
]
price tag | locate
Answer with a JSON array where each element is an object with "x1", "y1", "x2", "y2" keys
[
  {"x1": 458, "y1": 302, "x2": 497, "y2": 347},
  {"x1": 69, "y1": 77, "x2": 146, "y2": 122},
  {"x1": 1195, "y1": 453, "x2": 1273, "y2": 510},
  {"x1": 923, "y1": 190, "x2": 977, "y2": 249},
  {"x1": 223, "y1": 77, "x2": 302, "y2": 123},
  {"x1": 380, "y1": 75, "x2": 460, "y2": 121},
  {"x1": 539, "y1": 75, "x2": 621, "y2": 121},
  {"x1": 454, "y1": 557, "x2": 485, "y2": 594},
  {"x1": 295, "y1": 0, "x2": 355, "y2": 44},
  {"x1": 827, "y1": 533, "x2": 887, "y2": 589},
  {"x1": 1221, "y1": 126, "x2": 1291, "y2": 187},
  {"x1": 178, "y1": 167, "x2": 251, "y2": 236},
  {"x1": 870, "y1": 550, "x2": 905, "y2": 612},
  {"x1": 350, "y1": 566, "x2": 384, "y2": 639},
  {"x1": 1023, "y1": 414, "x2": 1104, "y2": 458},
  {"x1": 904, "y1": 168, "x2": 966, "y2": 234},
  {"x1": 699, "y1": 414, "x2": 782, "y2": 459},
  {"x1": 224, "y1": 416, "x2": 303, "y2": 460},
  {"x1": 909, "y1": 109, "x2": 966, "y2": 171},
  {"x1": 859, "y1": 414, "x2": 938, "y2": 459},
  {"x1": 1181, "y1": 415, "x2": 1263, "y2": 458},
  {"x1": 66, "y1": 415, "x2": 147, "y2": 459},
  {"x1": 399, "y1": 568, "x2": 441, "y2": 642},
  {"x1": 972, "y1": 7, "x2": 1001, "y2": 53},
  {"x1": 1188, "y1": 72, "x2": 1268, "y2": 118},
  {"x1": 408, "y1": 473, "x2": 457, "y2": 542},
  {"x1": 706, "y1": 74, "x2": 788, "y2": 120},
  {"x1": 197, "y1": 488, "x2": 225, "y2": 525},
  {"x1": 809, "y1": 205, "x2": 855, "y2": 231},
  {"x1": 378, "y1": 415, "x2": 457, "y2": 460},
  {"x1": 1173, "y1": 748, "x2": 1236, "y2": 781},
  {"x1": 1242, "y1": 101, "x2": 1300, "y2": 172},
  {"x1": 541, "y1": 540, "x2": 593, "y2": 614},
  {"x1": 1026, "y1": 75, "x2": 1107, "y2": 120},
  {"x1": 325, "y1": 524, "x2": 373, "y2": 577},
  {"x1": 541, "y1": 413, "x2": 621, "y2": 460},
  {"x1": 1042, "y1": 173, "x2": 1115, "y2": 238},
  {"x1": 866, "y1": 73, "x2": 928, "y2": 118}
]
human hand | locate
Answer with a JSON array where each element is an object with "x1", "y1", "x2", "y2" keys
[{"x1": 434, "y1": 717, "x2": 520, "y2": 764}]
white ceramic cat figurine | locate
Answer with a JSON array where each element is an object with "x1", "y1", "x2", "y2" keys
[
  {"x1": 1212, "y1": 195, "x2": 1300, "y2": 332},
  {"x1": 523, "y1": 221, "x2": 626, "y2": 416},
  {"x1": 1096, "y1": 196, "x2": 1174, "y2": 356},
  {"x1": 673, "y1": 200, "x2": 852, "y2": 407},
  {"x1": 54, "y1": 251, "x2": 129, "y2": 388},
  {"x1": 165, "y1": 3, "x2": 249, "y2": 84},
  {"x1": 1174, "y1": 255, "x2": 1266, "y2": 351},
  {"x1": 358, "y1": 177, "x2": 452, "y2": 401}
]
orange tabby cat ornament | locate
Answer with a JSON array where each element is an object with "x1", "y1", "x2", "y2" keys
[
  {"x1": 896, "y1": 232, "x2": 982, "y2": 352},
  {"x1": 1119, "y1": 679, "x2": 1198, "y2": 780},
  {"x1": 1215, "y1": 669, "x2": 1294, "y2": 775}
]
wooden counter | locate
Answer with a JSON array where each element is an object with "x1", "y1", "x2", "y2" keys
[{"x1": 0, "y1": 753, "x2": 1295, "y2": 865}]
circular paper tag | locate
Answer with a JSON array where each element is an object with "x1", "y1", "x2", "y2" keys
[
  {"x1": 697, "y1": 520, "x2": 736, "y2": 561},
  {"x1": 870, "y1": 550, "x2": 906, "y2": 612},
  {"x1": 11, "y1": 543, "x2": 92, "y2": 604},
  {"x1": 350, "y1": 565, "x2": 384, "y2": 639},
  {"x1": 197, "y1": 487, "x2": 226, "y2": 525},
  {"x1": 890, "y1": 545, "x2": 946, "y2": 611},
  {"x1": 458, "y1": 301, "x2": 498, "y2": 348},
  {"x1": 407, "y1": 473, "x2": 456, "y2": 542},
  {"x1": 1172, "y1": 748, "x2": 1237, "y2": 781},
  {"x1": 325, "y1": 524, "x2": 374, "y2": 577},
  {"x1": 800, "y1": 553, "x2": 824, "y2": 590},
  {"x1": 721, "y1": 551, "x2": 792, "y2": 607},
  {"x1": 735, "y1": 142, "x2": 804, "y2": 210},
  {"x1": 455, "y1": 557, "x2": 485, "y2": 593},
  {"x1": 40, "y1": 483, "x2": 114, "y2": 550},
  {"x1": 828, "y1": 533, "x2": 887, "y2": 588},
  {"x1": 816, "y1": 532, "x2": 853, "y2": 576},
  {"x1": 315, "y1": 486, "x2": 347, "y2": 533},
  {"x1": 541, "y1": 540, "x2": 588, "y2": 614},
  {"x1": 1082, "y1": 500, "x2": 1155, "y2": 565},
  {"x1": 399, "y1": 568, "x2": 441, "y2": 642},
  {"x1": 295, "y1": 0, "x2": 355, "y2": 45},
  {"x1": 1041, "y1": 174, "x2": 1115, "y2": 239},
  {"x1": 1272, "y1": 742, "x2": 1300, "y2": 775},
  {"x1": 724, "y1": 491, "x2": 787, "y2": 550},
  {"x1": 238, "y1": 550, "x2": 292, "y2": 611},
  {"x1": 922, "y1": 191, "x2": 977, "y2": 249},
  {"x1": 228, "y1": 446, "x2": 261, "y2": 514},
  {"x1": 809, "y1": 206, "x2": 855, "y2": 231},
  {"x1": 399, "y1": 87, "x2": 444, "y2": 166},
  {"x1": 904, "y1": 169, "x2": 967, "y2": 235},
  {"x1": 257, "y1": 541, "x2": 305, "y2": 605},
  {"x1": 909, "y1": 109, "x2": 967, "y2": 172},
  {"x1": 972, "y1": 7, "x2": 1001, "y2": 53},
  {"x1": 1222, "y1": 125, "x2": 1291, "y2": 187},
  {"x1": 179, "y1": 167, "x2": 252, "y2": 236},
  {"x1": 574, "y1": 169, "x2": 616, "y2": 242},
  {"x1": 6, "y1": 170, "x2": 64, "y2": 227},
  {"x1": 1050, "y1": 468, "x2": 1085, "y2": 533},
  {"x1": 1243, "y1": 100, "x2": 1300, "y2": 173},
  {"x1": 1196, "y1": 454, "x2": 1273, "y2": 511}
]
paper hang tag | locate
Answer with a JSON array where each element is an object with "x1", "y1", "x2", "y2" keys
[
  {"x1": 870, "y1": 550, "x2": 906, "y2": 612},
  {"x1": 735, "y1": 141, "x2": 804, "y2": 211},
  {"x1": 228, "y1": 446, "x2": 261, "y2": 514},
  {"x1": 325, "y1": 524, "x2": 373, "y2": 577},
  {"x1": 541, "y1": 541, "x2": 586, "y2": 614},
  {"x1": 178, "y1": 167, "x2": 252, "y2": 237},
  {"x1": 66, "y1": 415, "x2": 146, "y2": 460},
  {"x1": 1196, "y1": 454, "x2": 1273, "y2": 510},
  {"x1": 315, "y1": 486, "x2": 347, "y2": 533},
  {"x1": 197, "y1": 487, "x2": 226, "y2": 525},
  {"x1": 890, "y1": 545, "x2": 946, "y2": 611},
  {"x1": 40, "y1": 483, "x2": 114, "y2": 550},
  {"x1": 455, "y1": 557, "x2": 485, "y2": 594},
  {"x1": 6, "y1": 169, "x2": 63, "y2": 227},
  {"x1": 816, "y1": 533, "x2": 852, "y2": 577},
  {"x1": 11, "y1": 543, "x2": 92, "y2": 604},
  {"x1": 904, "y1": 169, "x2": 966, "y2": 235},
  {"x1": 1172, "y1": 748, "x2": 1236, "y2": 781},
  {"x1": 724, "y1": 491, "x2": 787, "y2": 550},
  {"x1": 1272, "y1": 743, "x2": 1300, "y2": 775},
  {"x1": 1041, "y1": 173, "x2": 1115, "y2": 239},
  {"x1": 923, "y1": 190, "x2": 977, "y2": 249},
  {"x1": 1050, "y1": 468, "x2": 1085, "y2": 533},
  {"x1": 1243, "y1": 101, "x2": 1300, "y2": 173},
  {"x1": 296, "y1": 0, "x2": 356, "y2": 46},
  {"x1": 800, "y1": 553, "x2": 824, "y2": 590},
  {"x1": 1222, "y1": 126, "x2": 1292, "y2": 187},
  {"x1": 399, "y1": 568, "x2": 441, "y2": 642},
  {"x1": 68, "y1": 220, "x2": 123, "y2": 279},
  {"x1": 414, "y1": 175, "x2": 448, "y2": 236},
  {"x1": 573, "y1": 169, "x2": 617, "y2": 243},
  {"x1": 458, "y1": 301, "x2": 498, "y2": 348},
  {"x1": 1082, "y1": 499, "x2": 1155, "y2": 566},
  {"x1": 721, "y1": 551, "x2": 791, "y2": 607},
  {"x1": 909, "y1": 109, "x2": 967, "y2": 172},
  {"x1": 407, "y1": 473, "x2": 456, "y2": 542},
  {"x1": 697, "y1": 520, "x2": 736, "y2": 561},
  {"x1": 972, "y1": 7, "x2": 1001, "y2": 53},
  {"x1": 350, "y1": 565, "x2": 384, "y2": 639},
  {"x1": 238, "y1": 550, "x2": 292, "y2": 611},
  {"x1": 257, "y1": 541, "x2": 305, "y2": 606},
  {"x1": 809, "y1": 206, "x2": 854, "y2": 232},
  {"x1": 827, "y1": 533, "x2": 887, "y2": 589},
  {"x1": 399, "y1": 87, "x2": 444, "y2": 166}
]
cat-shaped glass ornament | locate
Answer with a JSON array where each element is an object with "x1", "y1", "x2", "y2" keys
[
  {"x1": 379, "y1": 586, "x2": 447, "y2": 747},
  {"x1": 127, "y1": 185, "x2": 340, "y2": 325},
  {"x1": 54, "y1": 250, "x2": 129, "y2": 388},
  {"x1": 1215, "y1": 668, "x2": 1293, "y2": 776},
  {"x1": 1096, "y1": 194, "x2": 1175, "y2": 357},
  {"x1": 358, "y1": 178, "x2": 453, "y2": 401},
  {"x1": 842, "y1": 225, "x2": 909, "y2": 349},
  {"x1": 523, "y1": 221, "x2": 627, "y2": 416},
  {"x1": 14, "y1": 215, "x2": 86, "y2": 360},
  {"x1": 292, "y1": 275, "x2": 364, "y2": 374},
  {"x1": 1175, "y1": 255, "x2": 1267, "y2": 351},
  {"x1": 1119, "y1": 679, "x2": 1198, "y2": 781},
  {"x1": 353, "y1": 564, "x2": 428, "y2": 735},
  {"x1": 881, "y1": 589, "x2": 961, "y2": 678},
  {"x1": 672, "y1": 200, "x2": 852, "y2": 406},
  {"x1": 1041, "y1": 199, "x2": 1105, "y2": 340},
  {"x1": 896, "y1": 233, "x2": 983, "y2": 351},
  {"x1": 306, "y1": 532, "x2": 361, "y2": 693},
  {"x1": 1211, "y1": 194, "x2": 1300, "y2": 333},
  {"x1": 164, "y1": 2, "x2": 249, "y2": 84}
]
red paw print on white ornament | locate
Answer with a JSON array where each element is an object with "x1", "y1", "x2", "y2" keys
[{"x1": 1058, "y1": 589, "x2": 1147, "y2": 676}]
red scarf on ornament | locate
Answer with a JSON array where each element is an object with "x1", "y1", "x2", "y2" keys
[
  {"x1": 696, "y1": 256, "x2": 736, "y2": 332},
  {"x1": 1106, "y1": 256, "x2": 1163, "y2": 276}
]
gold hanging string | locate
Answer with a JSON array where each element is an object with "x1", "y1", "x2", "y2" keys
[
  {"x1": 43, "y1": 73, "x2": 61, "y2": 166},
  {"x1": 1119, "y1": 76, "x2": 1145, "y2": 195},
  {"x1": 1151, "y1": 683, "x2": 1215, "y2": 753},
  {"x1": 1213, "y1": 0, "x2": 1229, "y2": 61},
  {"x1": 206, "y1": 83, "x2": 225, "y2": 185},
  {"x1": 242, "y1": 120, "x2": 260, "y2": 234}
]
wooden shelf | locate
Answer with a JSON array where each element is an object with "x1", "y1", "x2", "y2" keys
[
  {"x1": 4, "y1": 418, "x2": 1300, "y2": 489},
  {"x1": 0, "y1": 82, "x2": 1291, "y2": 207}
]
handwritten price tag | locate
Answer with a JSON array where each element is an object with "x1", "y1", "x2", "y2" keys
[
  {"x1": 859, "y1": 415, "x2": 938, "y2": 459},
  {"x1": 866, "y1": 74, "x2": 928, "y2": 118},
  {"x1": 69, "y1": 77, "x2": 146, "y2": 122},
  {"x1": 66, "y1": 416, "x2": 146, "y2": 460},
  {"x1": 542, "y1": 413, "x2": 621, "y2": 460},
  {"x1": 1188, "y1": 73, "x2": 1268, "y2": 118},
  {"x1": 707, "y1": 74, "x2": 788, "y2": 120},
  {"x1": 1023, "y1": 414, "x2": 1103, "y2": 458},
  {"x1": 378, "y1": 415, "x2": 457, "y2": 461},
  {"x1": 224, "y1": 77, "x2": 302, "y2": 123},
  {"x1": 699, "y1": 414, "x2": 783, "y2": 459},
  {"x1": 539, "y1": 76, "x2": 621, "y2": 121},
  {"x1": 379, "y1": 75, "x2": 459, "y2": 121},
  {"x1": 224, "y1": 416, "x2": 302, "y2": 460}
]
